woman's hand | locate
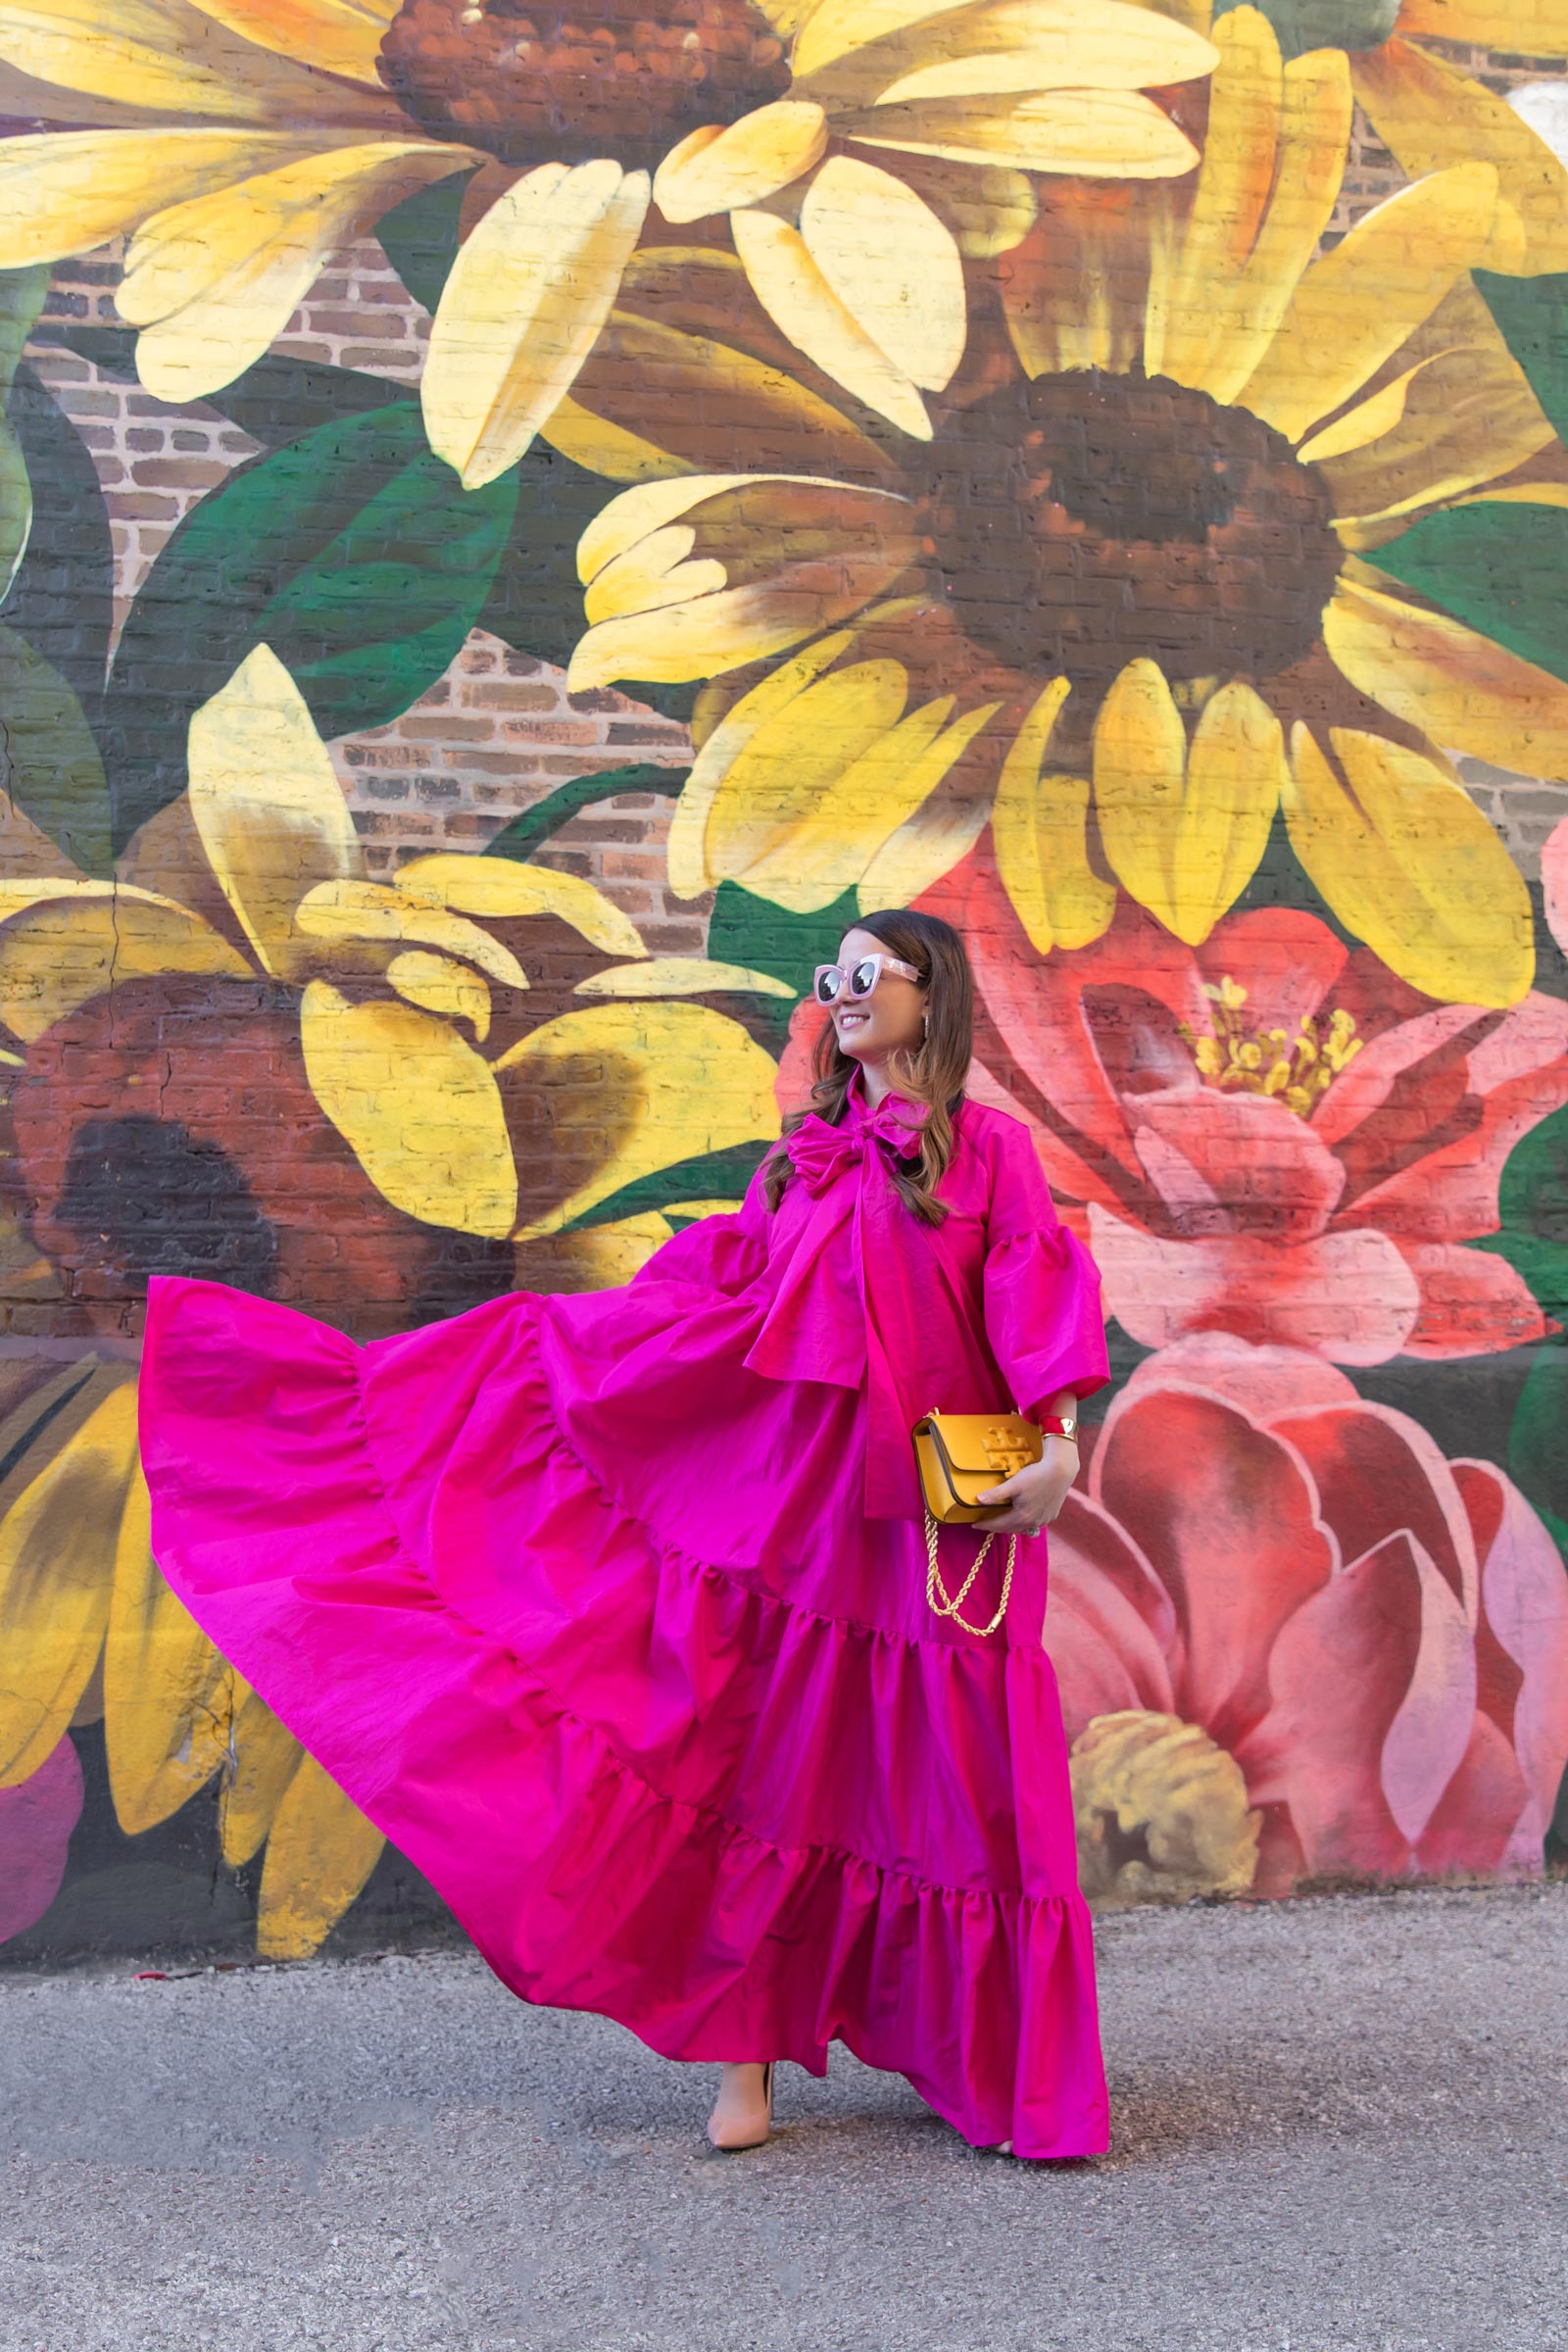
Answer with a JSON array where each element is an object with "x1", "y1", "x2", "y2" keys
[{"x1": 973, "y1": 1438, "x2": 1079, "y2": 1536}]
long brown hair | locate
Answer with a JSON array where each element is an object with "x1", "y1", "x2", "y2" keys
[{"x1": 761, "y1": 908, "x2": 974, "y2": 1227}]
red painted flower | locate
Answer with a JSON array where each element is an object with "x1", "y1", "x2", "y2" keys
[
  {"x1": 1047, "y1": 1337, "x2": 1568, "y2": 1903},
  {"x1": 949, "y1": 867, "x2": 1568, "y2": 1365}
]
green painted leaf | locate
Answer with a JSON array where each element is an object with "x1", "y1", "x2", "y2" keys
[
  {"x1": 1474, "y1": 269, "x2": 1568, "y2": 445},
  {"x1": 564, "y1": 1139, "x2": 771, "y2": 1231},
  {"x1": 1212, "y1": 0, "x2": 1397, "y2": 57},
  {"x1": 105, "y1": 402, "x2": 516, "y2": 846},
  {"x1": 1472, "y1": 1099, "x2": 1568, "y2": 1322},
  {"x1": 484, "y1": 763, "x2": 685, "y2": 864},
  {"x1": 250, "y1": 434, "x2": 519, "y2": 742},
  {"x1": 0, "y1": 267, "x2": 48, "y2": 604},
  {"x1": 478, "y1": 439, "x2": 628, "y2": 669},
  {"x1": 0, "y1": 621, "x2": 111, "y2": 873},
  {"x1": 707, "y1": 881, "x2": 863, "y2": 996},
  {"x1": 3, "y1": 365, "x2": 115, "y2": 726},
  {"x1": 376, "y1": 173, "x2": 472, "y2": 315},
  {"x1": 1371, "y1": 504, "x2": 1568, "y2": 689}
]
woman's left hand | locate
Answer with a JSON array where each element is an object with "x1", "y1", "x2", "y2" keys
[{"x1": 972, "y1": 1439, "x2": 1079, "y2": 1536}]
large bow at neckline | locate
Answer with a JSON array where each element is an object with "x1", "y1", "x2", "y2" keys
[{"x1": 785, "y1": 1095, "x2": 929, "y2": 1196}]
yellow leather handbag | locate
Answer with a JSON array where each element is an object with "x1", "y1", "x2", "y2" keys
[{"x1": 910, "y1": 1409, "x2": 1042, "y2": 1639}]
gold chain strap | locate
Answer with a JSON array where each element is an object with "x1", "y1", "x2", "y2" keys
[{"x1": 924, "y1": 1510, "x2": 1017, "y2": 1639}]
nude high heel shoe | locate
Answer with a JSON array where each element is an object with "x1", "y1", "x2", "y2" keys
[{"x1": 706, "y1": 2062, "x2": 774, "y2": 2152}]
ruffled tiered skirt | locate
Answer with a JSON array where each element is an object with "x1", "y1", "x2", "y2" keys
[{"x1": 139, "y1": 1274, "x2": 1109, "y2": 2159}]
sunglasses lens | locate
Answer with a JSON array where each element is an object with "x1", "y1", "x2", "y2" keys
[
  {"x1": 815, "y1": 969, "x2": 843, "y2": 1003},
  {"x1": 850, "y1": 959, "x2": 879, "y2": 997}
]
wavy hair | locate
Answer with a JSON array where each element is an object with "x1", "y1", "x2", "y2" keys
[{"x1": 761, "y1": 908, "x2": 973, "y2": 1227}]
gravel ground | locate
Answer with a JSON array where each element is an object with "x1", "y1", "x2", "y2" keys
[{"x1": 3, "y1": 1881, "x2": 1565, "y2": 2352}]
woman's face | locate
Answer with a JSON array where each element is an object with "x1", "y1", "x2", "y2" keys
[{"x1": 827, "y1": 928, "x2": 928, "y2": 1065}]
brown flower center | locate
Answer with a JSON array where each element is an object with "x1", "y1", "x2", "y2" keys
[
  {"x1": 379, "y1": 0, "x2": 792, "y2": 171},
  {"x1": 910, "y1": 369, "x2": 1344, "y2": 695},
  {"x1": 1070, "y1": 1709, "x2": 1261, "y2": 1907}
]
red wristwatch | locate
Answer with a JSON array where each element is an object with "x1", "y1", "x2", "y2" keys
[{"x1": 1038, "y1": 1413, "x2": 1079, "y2": 1442}]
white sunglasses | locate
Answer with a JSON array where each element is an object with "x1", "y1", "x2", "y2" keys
[{"x1": 812, "y1": 953, "x2": 923, "y2": 1005}]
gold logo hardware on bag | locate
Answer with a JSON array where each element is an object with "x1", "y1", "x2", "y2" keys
[{"x1": 911, "y1": 1408, "x2": 1043, "y2": 1638}]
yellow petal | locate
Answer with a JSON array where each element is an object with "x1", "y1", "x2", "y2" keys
[
  {"x1": 0, "y1": 1376, "x2": 138, "y2": 1787},
  {"x1": 1100, "y1": 667, "x2": 1278, "y2": 941},
  {"x1": 257, "y1": 1751, "x2": 384, "y2": 1960},
  {"x1": 386, "y1": 948, "x2": 491, "y2": 1039},
  {"x1": 674, "y1": 657, "x2": 912, "y2": 909},
  {"x1": 792, "y1": 0, "x2": 1213, "y2": 85},
  {"x1": 825, "y1": 0, "x2": 1218, "y2": 109},
  {"x1": 1091, "y1": 658, "x2": 1187, "y2": 931},
  {"x1": 301, "y1": 982, "x2": 518, "y2": 1236},
  {"x1": 799, "y1": 154, "x2": 964, "y2": 392},
  {"x1": 1352, "y1": 37, "x2": 1568, "y2": 277},
  {"x1": 580, "y1": 524, "x2": 727, "y2": 624},
  {"x1": 574, "y1": 956, "x2": 795, "y2": 998},
  {"x1": 190, "y1": 0, "x2": 398, "y2": 87},
  {"x1": 220, "y1": 1683, "x2": 302, "y2": 1867},
  {"x1": 1283, "y1": 722, "x2": 1533, "y2": 1008},
  {"x1": 991, "y1": 678, "x2": 1116, "y2": 953},
  {"x1": 1154, "y1": 3, "x2": 1282, "y2": 397},
  {"x1": 541, "y1": 245, "x2": 899, "y2": 487},
  {"x1": 103, "y1": 1462, "x2": 231, "y2": 1837},
  {"x1": 1237, "y1": 162, "x2": 1500, "y2": 446},
  {"x1": 1318, "y1": 337, "x2": 1556, "y2": 533},
  {"x1": 1399, "y1": 0, "x2": 1568, "y2": 44},
  {"x1": 654, "y1": 100, "x2": 828, "y2": 223},
  {"x1": 1177, "y1": 680, "x2": 1286, "y2": 941},
  {"x1": 187, "y1": 643, "x2": 362, "y2": 980},
  {"x1": 501, "y1": 1002, "x2": 780, "y2": 1240},
  {"x1": 853, "y1": 699, "x2": 1001, "y2": 906},
  {"x1": 1094, "y1": 666, "x2": 1282, "y2": 943},
  {"x1": 423, "y1": 160, "x2": 650, "y2": 490},
  {"x1": 1006, "y1": 177, "x2": 1166, "y2": 378},
  {"x1": 0, "y1": 0, "x2": 392, "y2": 122},
  {"x1": 0, "y1": 127, "x2": 330, "y2": 269},
  {"x1": 1324, "y1": 572, "x2": 1568, "y2": 785},
  {"x1": 393, "y1": 853, "x2": 647, "y2": 958},
  {"x1": 732, "y1": 205, "x2": 931, "y2": 439},
  {"x1": 569, "y1": 552, "x2": 909, "y2": 691},
  {"x1": 0, "y1": 880, "x2": 252, "y2": 1042},
  {"x1": 840, "y1": 89, "x2": 1200, "y2": 176},
  {"x1": 667, "y1": 628, "x2": 857, "y2": 895},
  {"x1": 122, "y1": 142, "x2": 473, "y2": 404},
  {"x1": 293, "y1": 878, "x2": 530, "y2": 991},
  {"x1": 1166, "y1": 43, "x2": 1351, "y2": 405},
  {"x1": 577, "y1": 472, "x2": 760, "y2": 585}
]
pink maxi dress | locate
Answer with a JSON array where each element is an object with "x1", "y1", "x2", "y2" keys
[{"x1": 138, "y1": 1063, "x2": 1112, "y2": 2157}]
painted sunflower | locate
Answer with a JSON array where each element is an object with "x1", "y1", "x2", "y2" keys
[
  {"x1": 566, "y1": 6, "x2": 1568, "y2": 1009},
  {"x1": 0, "y1": 0, "x2": 1214, "y2": 481}
]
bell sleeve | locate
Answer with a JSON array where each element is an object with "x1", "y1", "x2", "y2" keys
[
  {"x1": 624, "y1": 1147, "x2": 773, "y2": 1298},
  {"x1": 981, "y1": 1119, "x2": 1110, "y2": 1419}
]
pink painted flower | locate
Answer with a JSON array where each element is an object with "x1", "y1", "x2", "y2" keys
[
  {"x1": 0, "y1": 1733, "x2": 82, "y2": 1945},
  {"x1": 948, "y1": 867, "x2": 1568, "y2": 1366},
  {"x1": 1048, "y1": 1338, "x2": 1568, "y2": 1903}
]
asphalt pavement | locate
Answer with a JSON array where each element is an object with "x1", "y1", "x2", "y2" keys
[{"x1": 3, "y1": 1881, "x2": 1565, "y2": 2352}]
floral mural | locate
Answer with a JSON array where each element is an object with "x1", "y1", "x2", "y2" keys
[{"x1": 0, "y1": 0, "x2": 1566, "y2": 1959}]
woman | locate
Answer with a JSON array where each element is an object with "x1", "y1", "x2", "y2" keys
[{"x1": 139, "y1": 906, "x2": 1111, "y2": 2159}]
